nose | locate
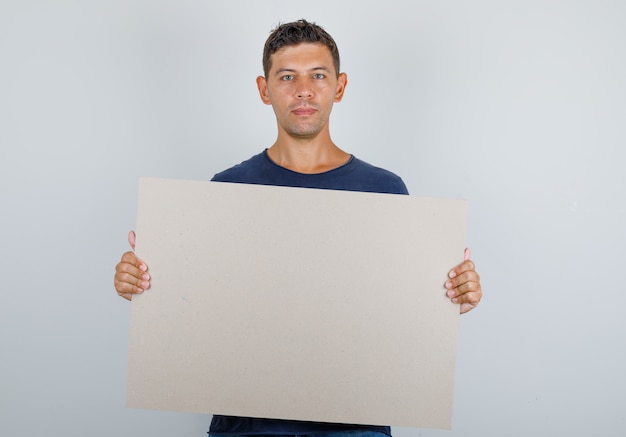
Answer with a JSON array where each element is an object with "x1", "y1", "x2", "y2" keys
[
  {"x1": 295, "y1": 78, "x2": 313, "y2": 99},
  {"x1": 296, "y1": 88, "x2": 312, "y2": 99}
]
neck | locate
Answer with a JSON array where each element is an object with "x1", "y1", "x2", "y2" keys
[{"x1": 267, "y1": 132, "x2": 350, "y2": 174}]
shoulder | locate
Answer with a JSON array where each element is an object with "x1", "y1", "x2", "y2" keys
[
  {"x1": 347, "y1": 156, "x2": 409, "y2": 195},
  {"x1": 211, "y1": 152, "x2": 269, "y2": 183}
]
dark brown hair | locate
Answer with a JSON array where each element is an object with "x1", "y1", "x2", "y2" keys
[{"x1": 262, "y1": 19, "x2": 340, "y2": 77}]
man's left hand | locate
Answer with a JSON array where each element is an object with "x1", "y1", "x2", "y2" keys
[{"x1": 445, "y1": 248, "x2": 482, "y2": 314}]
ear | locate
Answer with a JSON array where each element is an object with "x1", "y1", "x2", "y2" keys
[
  {"x1": 334, "y1": 72, "x2": 348, "y2": 102},
  {"x1": 256, "y1": 76, "x2": 272, "y2": 105}
]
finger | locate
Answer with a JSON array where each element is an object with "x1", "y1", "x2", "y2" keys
[
  {"x1": 445, "y1": 270, "x2": 481, "y2": 295},
  {"x1": 446, "y1": 275, "x2": 482, "y2": 313},
  {"x1": 452, "y1": 288, "x2": 482, "y2": 309},
  {"x1": 114, "y1": 276, "x2": 141, "y2": 298},
  {"x1": 449, "y1": 249, "x2": 474, "y2": 279},
  {"x1": 128, "y1": 230, "x2": 136, "y2": 251},
  {"x1": 115, "y1": 259, "x2": 150, "y2": 284},
  {"x1": 114, "y1": 271, "x2": 150, "y2": 298},
  {"x1": 114, "y1": 252, "x2": 150, "y2": 297},
  {"x1": 115, "y1": 263, "x2": 151, "y2": 287},
  {"x1": 114, "y1": 265, "x2": 151, "y2": 292},
  {"x1": 448, "y1": 259, "x2": 476, "y2": 281},
  {"x1": 120, "y1": 250, "x2": 148, "y2": 273},
  {"x1": 449, "y1": 278, "x2": 481, "y2": 299}
]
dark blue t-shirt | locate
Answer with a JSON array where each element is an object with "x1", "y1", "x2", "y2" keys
[
  {"x1": 209, "y1": 150, "x2": 408, "y2": 436},
  {"x1": 211, "y1": 150, "x2": 408, "y2": 196}
]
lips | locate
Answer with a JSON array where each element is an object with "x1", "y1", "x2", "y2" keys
[{"x1": 292, "y1": 106, "x2": 317, "y2": 116}]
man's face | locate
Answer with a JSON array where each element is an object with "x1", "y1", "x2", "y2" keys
[{"x1": 257, "y1": 43, "x2": 347, "y2": 140}]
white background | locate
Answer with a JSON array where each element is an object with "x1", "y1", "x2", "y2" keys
[{"x1": 1, "y1": 1, "x2": 624, "y2": 436}]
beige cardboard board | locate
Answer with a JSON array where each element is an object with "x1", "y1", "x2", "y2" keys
[{"x1": 126, "y1": 178, "x2": 467, "y2": 429}]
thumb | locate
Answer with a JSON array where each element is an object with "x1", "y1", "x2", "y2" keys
[
  {"x1": 464, "y1": 247, "x2": 471, "y2": 261},
  {"x1": 128, "y1": 230, "x2": 136, "y2": 251}
]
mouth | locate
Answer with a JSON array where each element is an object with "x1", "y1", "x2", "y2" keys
[{"x1": 291, "y1": 106, "x2": 318, "y2": 116}]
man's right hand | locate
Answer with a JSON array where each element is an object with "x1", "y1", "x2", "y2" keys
[{"x1": 114, "y1": 231, "x2": 150, "y2": 301}]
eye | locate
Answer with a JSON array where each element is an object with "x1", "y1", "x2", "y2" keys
[
  {"x1": 312, "y1": 73, "x2": 325, "y2": 79},
  {"x1": 281, "y1": 74, "x2": 294, "y2": 81}
]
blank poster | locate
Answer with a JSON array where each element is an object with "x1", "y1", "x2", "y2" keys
[{"x1": 126, "y1": 178, "x2": 467, "y2": 429}]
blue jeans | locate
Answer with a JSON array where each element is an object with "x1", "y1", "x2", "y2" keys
[{"x1": 209, "y1": 432, "x2": 390, "y2": 437}]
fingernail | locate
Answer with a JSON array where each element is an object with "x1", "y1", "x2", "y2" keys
[
  {"x1": 137, "y1": 288, "x2": 144, "y2": 293},
  {"x1": 142, "y1": 273, "x2": 150, "y2": 280},
  {"x1": 445, "y1": 281, "x2": 453, "y2": 289},
  {"x1": 141, "y1": 281, "x2": 150, "y2": 289},
  {"x1": 452, "y1": 298, "x2": 459, "y2": 304},
  {"x1": 447, "y1": 290, "x2": 455, "y2": 298},
  {"x1": 140, "y1": 264, "x2": 147, "y2": 272},
  {"x1": 448, "y1": 271, "x2": 457, "y2": 279}
]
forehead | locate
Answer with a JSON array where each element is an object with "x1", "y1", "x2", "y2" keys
[{"x1": 269, "y1": 43, "x2": 335, "y2": 73}]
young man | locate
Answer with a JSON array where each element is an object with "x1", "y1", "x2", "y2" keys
[{"x1": 114, "y1": 19, "x2": 482, "y2": 437}]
